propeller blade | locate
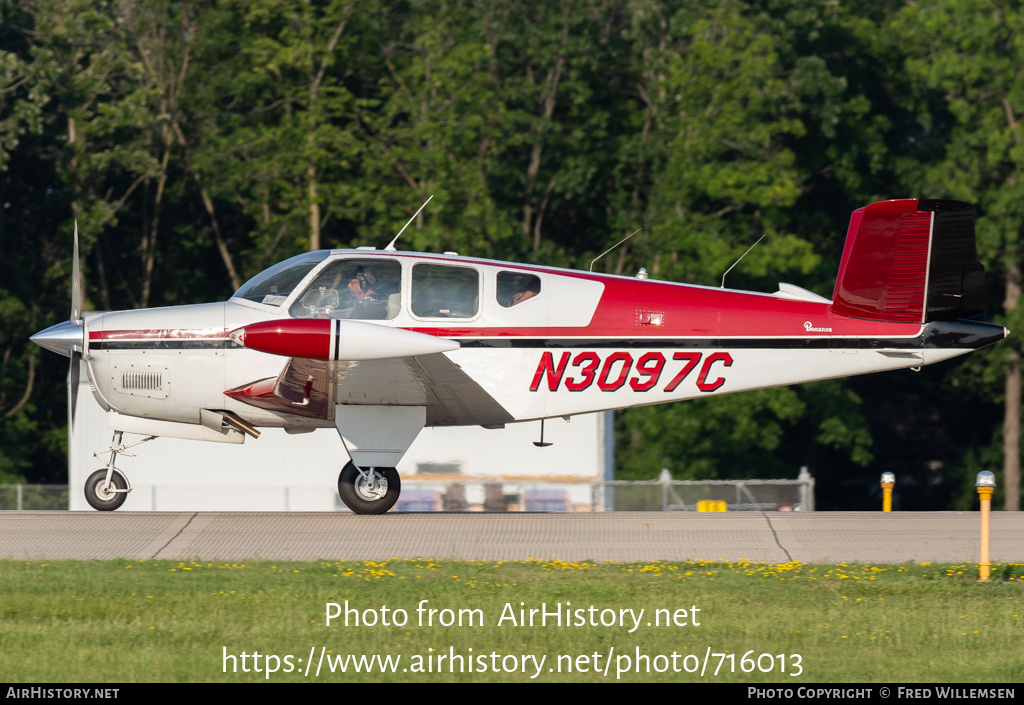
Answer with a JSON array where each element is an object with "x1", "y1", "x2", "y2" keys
[
  {"x1": 69, "y1": 350, "x2": 81, "y2": 433},
  {"x1": 71, "y1": 221, "x2": 82, "y2": 323}
]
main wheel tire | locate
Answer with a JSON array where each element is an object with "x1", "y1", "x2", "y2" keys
[
  {"x1": 84, "y1": 469, "x2": 128, "y2": 511},
  {"x1": 338, "y1": 462, "x2": 401, "y2": 515}
]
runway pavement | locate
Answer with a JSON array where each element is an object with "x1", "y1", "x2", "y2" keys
[{"x1": 1, "y1": 511, "x2": 1021, "y2": 563}]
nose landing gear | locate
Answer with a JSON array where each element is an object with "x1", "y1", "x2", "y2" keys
[{"x1": 83, "y1": 431, "x2": 155, "y2": 511}]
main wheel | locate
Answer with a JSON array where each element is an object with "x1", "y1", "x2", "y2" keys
[
  {"x1": 85, "y1": 469, "x2": 128, "y2": 511},
  {"x1": 338, "y1": 462, "x2": 401, "y2": 514}
]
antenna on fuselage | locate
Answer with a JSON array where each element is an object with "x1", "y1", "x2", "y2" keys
[
  {"x1": 533, "y1": 419, "x2": 553, "y2": 448},
  {"x1": 720, "y1": 234, "x2": 766, "y2": 289},
  {"x1": 589, "y1": 228, "x2": 641, "y2": 273},
  {"x1": 385, "y1": 195, "x2": 434, "y2": 252}
]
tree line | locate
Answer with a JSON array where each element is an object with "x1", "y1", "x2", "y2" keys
[{"x1": 0, "y1": 0, "x2": 1020, "y2": 510}]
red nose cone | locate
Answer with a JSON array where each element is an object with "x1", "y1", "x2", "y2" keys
[{"x1": 231, "y1": 319, "x2": 332, "y2": 359}]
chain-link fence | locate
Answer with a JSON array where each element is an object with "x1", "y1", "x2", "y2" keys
[
  {"x1": 0, "y1": 485, "x2": 70, "y2": 511},
  {"x1": 596, "y1": 473, "x2": 815, "y2": 512},
  {"x1": 1, "y1": 472, "x2": 812, "y2": 512}
]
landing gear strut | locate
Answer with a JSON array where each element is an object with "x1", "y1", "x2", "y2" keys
[
  {"x1": 84, "y1": 431, "x2": 154, "y2": 511},
  {"x1": 337, "y1": 461, "x2": 401, "y2": 514}
]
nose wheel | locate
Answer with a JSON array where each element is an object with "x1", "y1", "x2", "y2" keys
[
  {"x1": 338, "y1": 461, "x2": 401, "y2": 514},
  {"x1": 84, "y1": 469, "x2": 129, "y2": 511}
]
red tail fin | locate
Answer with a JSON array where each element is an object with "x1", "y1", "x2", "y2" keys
[{"x1": 830, "y1": 199, "x2": 985, "y2": 324}]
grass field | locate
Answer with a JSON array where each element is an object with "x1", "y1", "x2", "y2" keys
[{"x1": 1, "y1": 558, "x2": 1021, "y2": 683}]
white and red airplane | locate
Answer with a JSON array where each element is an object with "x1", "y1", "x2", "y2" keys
[{"x1": 31, "y1": 198, "x2": 1008, "y2": 513}]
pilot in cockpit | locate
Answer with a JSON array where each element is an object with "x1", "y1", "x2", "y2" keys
[
  {"x1": 346, "y1": 266, "x2": 388, "y2": 320},
  {"x1": 293, "y1": 261, "x2": 398, "y2": 320}
]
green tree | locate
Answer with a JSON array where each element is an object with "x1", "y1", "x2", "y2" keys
[
  {"x1": 191, "y1": 0, "x2": 368, "y2": 278},
  {"x1": 361, "y1": 0, "x2": 518, "y2": 256},
  {"x1": 614, "y1": 0, "x2": 875, "y2": 482},
  {"x1": 894, "y1": 0, "x2": 1024, "y2": 510}
]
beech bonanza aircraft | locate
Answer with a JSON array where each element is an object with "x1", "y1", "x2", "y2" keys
[{"x1": 31, "y1": 198, "x2": 1007, "y2": 513}]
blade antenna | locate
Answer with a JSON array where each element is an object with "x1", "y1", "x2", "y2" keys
[
  {"x1": 385, "y1": 195, "x2": 433, "y2": 252},
  {"x1": 590, "y1": 229, "x2": 641, "y2": 272},
  {"x1": 720, "y1": 234, "x2": 766, "y2": 289},
  {"x1": 533, "y1": 419, "x2": 553, "y2": 448}
]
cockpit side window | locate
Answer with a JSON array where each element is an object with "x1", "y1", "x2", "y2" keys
[
  {"x1": 497, "y1": 271, "x2": 542, "y2": 307},
  {"x1": 290, "y1": 259, "x2": 402, "y2": 320},
  {"x1": 411, "y1": 263, "x2": 480, "y2": 319},
  {"x1": 233, "y1": 251, "x2": 330, "y2": 306}
]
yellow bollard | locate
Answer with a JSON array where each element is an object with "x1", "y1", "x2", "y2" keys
[
  {"x1": 976, "y1": 471, "x2": 995, "y2": 582},
  {"x1": 880, "y1": 472, "x2": 895, "y2": 512}
]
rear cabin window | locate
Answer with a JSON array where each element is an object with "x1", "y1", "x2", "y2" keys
[
  {"x1": 411, "y1": 264, "x2": 480, "y2": 319},
  {"x1": 289, "y1": 259, "x2": 401, "y2": 320},
  {"x1": 497, "y1": 271, "x2": 542, "y2": 307}
]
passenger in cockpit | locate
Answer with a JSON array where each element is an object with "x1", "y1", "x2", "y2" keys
[{"x1": 508, "y1": 278, "x2": 540, "y2": 306}]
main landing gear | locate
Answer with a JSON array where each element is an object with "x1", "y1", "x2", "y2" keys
[
  {"x1": 84, "y1": 430, "x2": 155, "y2": 511},
  {"x1": 337, "y1": 461, "x2": 402, "y2": 515},
  {"x1": 84, "y1": 430, "x2": 405, "y2": 513}
]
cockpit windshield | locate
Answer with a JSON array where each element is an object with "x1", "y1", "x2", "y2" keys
[{"x1": 232, "y1": 251, "x2": 330, "y2": 306}]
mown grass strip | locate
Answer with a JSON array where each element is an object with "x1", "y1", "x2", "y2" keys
[{"x1": 1, "y1": 558, "x2": 1021, "y2": 682}]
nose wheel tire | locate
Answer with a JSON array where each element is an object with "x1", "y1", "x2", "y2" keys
[
  {"x1": 338, "y1": 462, "x2": 401, "y2": 514},
  {"x1": 84, "y1": 469, "x2": 128, "y2": 511}
]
